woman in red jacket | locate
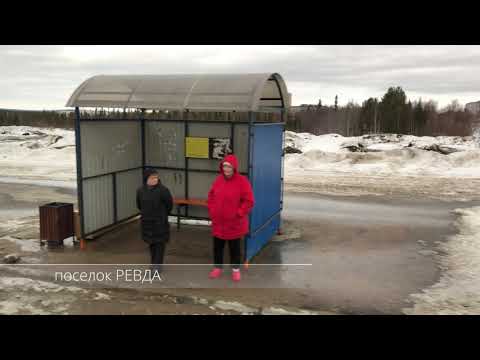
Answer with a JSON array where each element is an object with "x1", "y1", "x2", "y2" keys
[{"x1": 207, "y1": 154, "x2": 254, "y2": 282}]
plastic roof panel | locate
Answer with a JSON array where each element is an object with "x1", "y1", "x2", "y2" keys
[{"x1": 66, "y1": 73, "x2": 288, "y2": 112}]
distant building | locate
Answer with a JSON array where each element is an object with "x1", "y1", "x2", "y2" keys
[{"x1": 466, "y1": 101, "x2": 480, "y2": 114}]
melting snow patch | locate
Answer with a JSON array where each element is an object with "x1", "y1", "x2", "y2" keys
[
  {"x1": 212, "y1": 300, "x2": 258, "y2": 314},
  {"x1": 94, "y1": 292, "x2": 111, "y2": 301},
  {"x1": 0, "y1": 219, "x2": 25, "y2": 232},
  {"x1": 404, "y1": 206, "x2": 480, "y2": 315},
  {"x1": 0, "y1": 276, "x2": 88, "y2": 294},
  {"x1": 191, "y1": 296, "x2": 209, "y2": 306},
  {"x1": 1, "y1": 126, "x2": 480, "y2": 184},
  {"x1": 260, "y1": 306, "x2": 333, "y2": 315},
  {"x1": 1, "y1": 236, "x2": 41, "y2": 253},
  {"x1": 418, "y1": 250, "x2": 438, "y2": 257},
  {"x1": 0, "y1": 301, "x2": 51, "y2": 315},
  {"x1": 168, "y1": 217, "x2": 210, "y2": 226}
]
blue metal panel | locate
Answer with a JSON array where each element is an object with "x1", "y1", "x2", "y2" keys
[
  {"x1": 246, "y1": 213, "x2": 281, "y2": 261},
  {"x1": 245, "y1": 122, "x2": 284, "y2": 261}
]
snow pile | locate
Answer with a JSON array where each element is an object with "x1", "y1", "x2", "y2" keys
[
  {"x1": 285, "y1": 132, "x2": 349, "y2": 153},
  {"x1": 0, "y1": 126, "x2": 76, "y2": 181},
  {"x1": 285, "y1": 131, "x2": 477, "y2": 154},
  {"x1": 404, "y1": 206, "x2": 480, "y2": 315},
  {"x1": 285, "y1": 131, "x2": 480, "y2": 178},
  {"x1": 1, "y1": 126, "x2": 480, "y2": 186}
]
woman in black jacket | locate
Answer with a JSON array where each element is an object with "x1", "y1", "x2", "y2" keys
[{"x1": 136, "y1": 169, "x2": 173, "y2": 273}]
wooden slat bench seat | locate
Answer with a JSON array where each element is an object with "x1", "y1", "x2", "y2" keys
[{"x1": 173, "y1": 198, "x2": 208, "y2": 230}]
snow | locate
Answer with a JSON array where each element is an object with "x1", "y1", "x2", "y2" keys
[
  {"x1": 93, "y1": 292, "x2": 111, "y2": 301},
  {"x1": 285, "y1": 131, "x2": 480, "y2": 178},
  {"x1": 0, "y1": 300, "x2": 51, "y2": 315},
  {"x1": 285, "y1": 132, "x2": 477, "y2": 154},
  {"x1": 286, "y1": 132, "x2": 356, "y2": 153},
  {"x1": 286, "y1": 148, "x2": 480, "y2": 178},
  {"x1": 2, "y1": 126, "x2": 479, "y2": 184},
  {"x1": 1, "y1": 236, "x2": 41, "y2": 252},
  {"x1": 212, "y1": 300, "x2": 258, "y2": 314},
  {"x1": 1, "y1": 125, "x2": 480, "y2": 202},
  {"x1": 260, "y1": 306, "x2": 333, "y2": 315},
  {"x1": 168, "y1": 216, "x2": 210, "y2": 226},
  {"x1": 0, "y1": 219, "x2": 26, "y2": 232},
  {"x1": 0, "y1": 275, "x2": 90, "y2": 315},
  {"x1": 282, "y1": 131, "x2": 480, "y2": 200},
  {"x1": 0, "y1": 126, "x2": 76, "y2": 182},
  {"x1": 0, "y1": 276, "x2": 88, "y2": 294},
  {"x1": 404, "y1": 206, "x2": 480, "y2": 315},
  {"x1": 3, "y1": 125, "x2": 480, "y2": 314},
  {"x1": 0, "y1": 176, "x2": 76, "y2": 189}
]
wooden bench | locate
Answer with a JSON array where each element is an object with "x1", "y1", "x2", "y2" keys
[{"x1": 173, "y1": 198, "x2": 208, "y2": 230}]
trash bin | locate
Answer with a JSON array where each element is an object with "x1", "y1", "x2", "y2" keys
[{"x1": 39, "y1": 202, "x2": 74, "y2": 248}]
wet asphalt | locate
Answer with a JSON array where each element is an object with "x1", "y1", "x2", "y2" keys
[{"x1": 1, "y1": 179, "x2": 478, "y2": 314}]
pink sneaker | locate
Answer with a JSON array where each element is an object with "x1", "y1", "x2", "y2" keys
[
  {"x1": 209, "y1": 268, "x2": 223, "y2": 279},
  {"x1": 232, "y1": 270, "x2": 241, "y2": 282}
]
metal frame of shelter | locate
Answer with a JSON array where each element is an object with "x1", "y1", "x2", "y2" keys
[{"x1": 67, "y1": 73, "x2": 289, "y2": 262}]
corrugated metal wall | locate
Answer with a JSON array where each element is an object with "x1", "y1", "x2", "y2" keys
[
  {"x1": 156, "y1": 169, "x2": 186, "y2": 216},
  {"x1": 83, "y1": 175, "x2": 114, "y2": 234},
  {"x1": 233, "y1": 124, "x2": 249, "y2": 174},
  {"x1": 80, "y1": 121, "x2": 141, "y2": 177},
  {"x1": 144, "y1": 120, "x2": 249, "y2": 219},
  {"x1": 187, "y1": 172, "x2": 217, "y2": 218},
  {"x1": 145, "y1": 121, "x2": 185, "y2": 168},
  {"x1": 80, "y1": 120, "x2": 142, "y2": 235},
  {"x1": 116, "y1": 168, "x2": 143, "y2": 221}
]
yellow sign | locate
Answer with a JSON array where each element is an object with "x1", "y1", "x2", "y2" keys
[{"x1": 185, "y1": 137, "x2": 209, "y2": 158}]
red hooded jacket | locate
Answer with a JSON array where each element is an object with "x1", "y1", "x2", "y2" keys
[{"x1": 207, "y1": 154, "x2": 255, "y2": 240}]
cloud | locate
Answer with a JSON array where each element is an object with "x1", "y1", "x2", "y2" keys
[{"x1": 1, "y1": 45, "x2": 480, "y2": 110}]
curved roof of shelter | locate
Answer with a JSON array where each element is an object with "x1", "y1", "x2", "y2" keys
[{"x1": 66, "y1": 73, "x2": 289, "y2": 112}]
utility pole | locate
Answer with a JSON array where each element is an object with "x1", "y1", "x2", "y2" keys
[{"x1": 374, "y1": 101, "x2": 377, "y2": 134}]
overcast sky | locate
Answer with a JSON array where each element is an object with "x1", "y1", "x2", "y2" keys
[{"x1": 1, "y1": 45, "x2": 480, "y2": 110}]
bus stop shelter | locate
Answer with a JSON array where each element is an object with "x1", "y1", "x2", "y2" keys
[{"x1": 66, "y1": 73, "x2": 289, "y2": 262}]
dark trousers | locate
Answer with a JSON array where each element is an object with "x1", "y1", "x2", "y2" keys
[
  {"x1": 150, "y1": 242, "x2": 166, "y2": 272},
  {"x1": 213, "y1": 237, "x2": 241, "y2": 270}
]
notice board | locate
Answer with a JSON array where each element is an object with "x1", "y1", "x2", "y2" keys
[
  {"x1": 186, "y1": 137, "x2": 232, "y2": 159},
  {"x1": 185, "y1": 137, "x2": 210, "y2": 159}
]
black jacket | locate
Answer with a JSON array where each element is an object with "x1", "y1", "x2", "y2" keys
[{"x1": 136, "y1": 183, "x2": 173, "y2": 244}]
